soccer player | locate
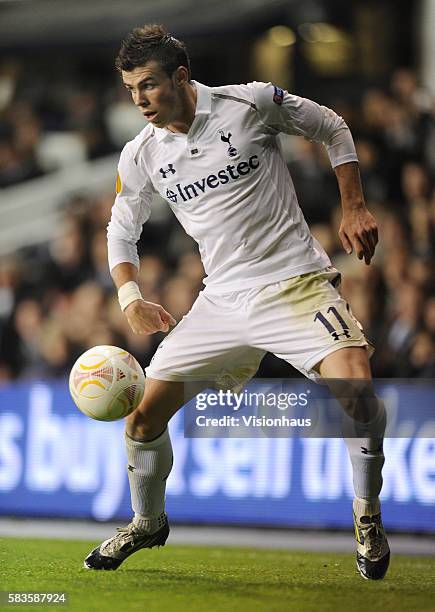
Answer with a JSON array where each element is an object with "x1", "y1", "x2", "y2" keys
[{"x1": 84, "y1": 25, "x2": 389, "y2": 579}]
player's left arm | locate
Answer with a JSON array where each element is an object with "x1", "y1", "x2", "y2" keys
[{"x1": 250, "y1": 82, "x2": 378, "y2": 264}]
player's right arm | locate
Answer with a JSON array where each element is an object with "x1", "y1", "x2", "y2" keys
[{"x1": 107, "y1": 141, "x2": 176, "y2": 335}]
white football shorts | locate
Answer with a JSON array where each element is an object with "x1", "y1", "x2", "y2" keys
[{"x1": 145, "y1": 267, "x2": 373, "y2": 389}]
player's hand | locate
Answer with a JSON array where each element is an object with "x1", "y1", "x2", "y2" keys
[
  {"x1": 124, "y1": 300, "x2": 177, "y2": 335},
  {"x1": 338, "y1": 205, "x2": 378, "y2": 265}
]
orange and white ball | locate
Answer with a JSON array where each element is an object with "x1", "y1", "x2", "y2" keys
[{"x1": 69, "y1": 345, "x2": 145, "y2": 421}]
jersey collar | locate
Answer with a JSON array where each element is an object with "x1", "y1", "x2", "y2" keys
[
  {"x1": 193, "y1": 80, "x2": 212, "y2": 115},
  {"x1": 153, "y1": 80, "x2": 211, "y2": 142}
]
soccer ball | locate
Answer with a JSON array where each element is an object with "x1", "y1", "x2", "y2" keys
[{"x1": 69, "y1": 345, "x2": 145, "y2": 421}]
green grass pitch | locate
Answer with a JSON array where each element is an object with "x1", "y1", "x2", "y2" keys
[{"x1": 1, "y1": 537, "x2": 435, "y2": 612}]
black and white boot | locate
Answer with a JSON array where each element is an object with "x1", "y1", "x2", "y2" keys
[
  {"x1": 353, "y1": 497, "x2": 390, "y2": 580},
  {"x1": 84, "y1": 514, "x2": 169, "y2": 570}
]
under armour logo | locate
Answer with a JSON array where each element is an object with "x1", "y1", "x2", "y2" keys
[
  {"x1": 331, "y1": 330, "x2": 352, "y2": 341},
  {"x1": 166, "y1": 188, "x2": 177, "y2": 203},
  {"x1": 218, "y1": 130, "x2": 238, "y2": 157},
  {"x1": 127, "y1": 464, "x2": 135, "y2": 472},
  {"x1": 160, "y1": 164, "x2": 176, "y2": 178}
]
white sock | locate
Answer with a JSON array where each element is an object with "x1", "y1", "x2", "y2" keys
[
  {"x1": 125, "y1": 428, "x2": 173, "y2": 533},
  {"x1": 344, "y1": 398, "x2": 386, "y2": 500}
]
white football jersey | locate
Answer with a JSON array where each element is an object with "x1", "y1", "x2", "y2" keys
[{"x1": 107, "y1": 81, "x2": 358, "y2": 291}]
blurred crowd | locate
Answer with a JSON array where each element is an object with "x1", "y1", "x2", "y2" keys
[
  {"x1": 0, "y1": 58, "x2": 144, "y2": 186},
  {"x1": 0, "y1": 189, "x2": 204, "y2": 380},
  {"x1": 1, "y1": 63, "x2": 435, "y2": 382}
]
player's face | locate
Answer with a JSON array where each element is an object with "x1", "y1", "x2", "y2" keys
[{"x1": 122, "y1": 61, "x2": 184, "y2": 128}]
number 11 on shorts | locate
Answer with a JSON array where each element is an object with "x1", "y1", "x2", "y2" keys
[{"x1": 314, "y1": 306, "x2": 352, "y2": 341}]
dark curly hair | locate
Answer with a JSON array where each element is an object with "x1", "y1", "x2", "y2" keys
[{"x1": 116, "y1": 24, "x2": 191, "y2": 79}]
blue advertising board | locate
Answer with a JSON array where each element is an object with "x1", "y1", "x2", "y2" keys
[{"x1": 0, "y1": 380, "x2": 434, "y2": 531}]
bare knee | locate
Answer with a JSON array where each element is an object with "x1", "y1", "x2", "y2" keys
[
  {"x1": 317, "y1": 347, "x2": 371, "y2": 379},
  {"x1": 125, "y1": 378, "x2": 186, "y2": 441},
  {"x1": 126, "y1": 408, "x2": 167, "y2": 441},
  {"x1": 317, "y1": 347, "x2": 377, "y2": 423}
]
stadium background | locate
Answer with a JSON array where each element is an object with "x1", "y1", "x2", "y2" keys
[{"x1": 0, "y1": 0, "x2": 434, "y2": 536}]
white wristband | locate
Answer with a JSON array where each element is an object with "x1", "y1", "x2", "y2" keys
[{"x1": 118, "y1": 281, "x2": 143, "y2": 311}]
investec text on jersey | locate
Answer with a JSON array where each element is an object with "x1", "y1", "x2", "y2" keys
[{"x1": 165, "y1": 155, "x2": 260, "y2": 203}]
